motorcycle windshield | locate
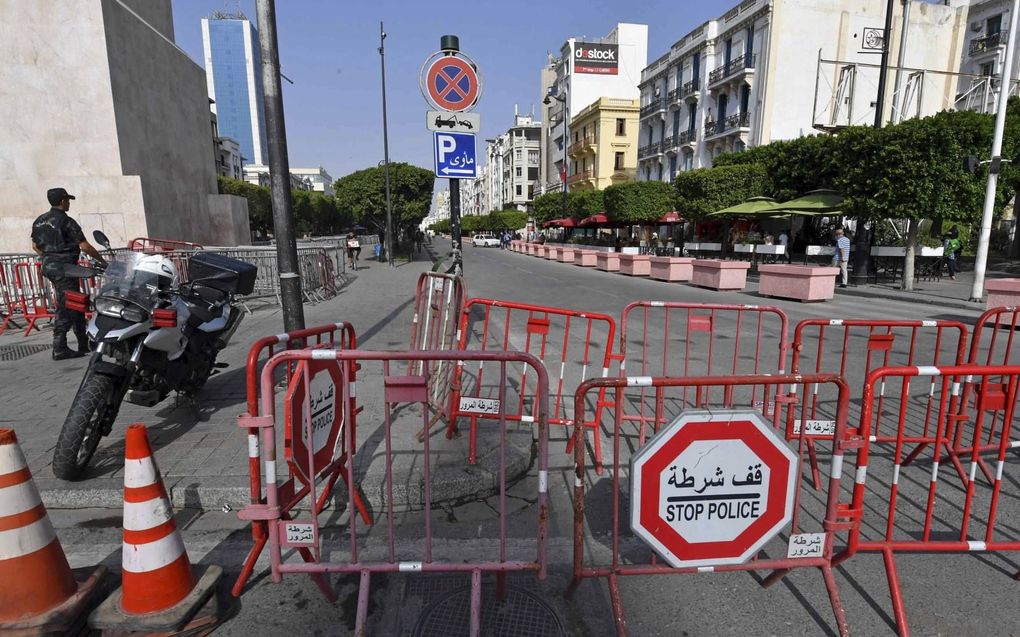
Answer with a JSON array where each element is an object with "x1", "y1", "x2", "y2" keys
[{"x1": 98, "y1": 251, "x2": 171, "y2": 308}]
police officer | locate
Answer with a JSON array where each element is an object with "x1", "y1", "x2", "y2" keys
[{"x1": 30, "y1": 188, "x2": 106, "y2": 360}]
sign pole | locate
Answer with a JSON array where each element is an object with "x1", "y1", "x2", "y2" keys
[
  {"x1": 441, "y1": 34, "x2": 464, "y2": 276},
  {"x1": 379, "y1": 22, "x2": 395, "y2": 268}
]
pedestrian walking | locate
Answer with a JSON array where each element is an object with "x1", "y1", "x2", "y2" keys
[
  {"x1": 30, "y1": 188, "x2": 106, "y2": 360},
  {"x1": 346, "y1": 231, "x2": 361, "y2": 271},
  {"x1": 943, "y1": 227, "x2": 961, "y2": 280},
  {"x1": 833, "y1": 227, "x2": 851, "y2": 288},
  {"x1": 778, "y1": 230, "x2": 790, "y2": 263}
]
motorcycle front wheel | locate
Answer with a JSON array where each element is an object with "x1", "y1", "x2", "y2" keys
[{"x1": 52, "y1": 370, "x2": 117, "y2": 480}]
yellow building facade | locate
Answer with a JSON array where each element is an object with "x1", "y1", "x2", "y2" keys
[{"x1": 566, "y1": 97, "x2": 640, "y2": 192}]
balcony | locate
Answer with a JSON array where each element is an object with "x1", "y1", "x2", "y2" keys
[
  {"x1": 662, "y1": 135, "x2": 677, "y2": 152},
  {"x1": 708, "y1": 54, "x2": 756, "y2": 86},
  {"x1": 567, "y1": 169, "x2": 593, "y2": 185},
  {"x1": 704, "y1": 111, "x2": 751, "y2": 138},
  {"x1": 970, "y1": 30, "x2": 1008, "y2": 56},
  {"x1": 680, "y1": 80, "x2": 699, "y2": 99},
  {"x1": 678, "y1": 128, "x2": 696, "y2": 145},
  {"x1": 567, "y1": 135, "x2": 595, "y2": 155},
  {"x1": 638, "y1": 142, "x2": 663, "y2": 160},
  {"x1": 640, "y1": 99, "x2": 666, "y2": 119}
]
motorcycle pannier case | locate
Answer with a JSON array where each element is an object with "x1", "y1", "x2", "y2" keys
[{"x1": 188, "y1": 252, "x2": 257, "y2": 295}]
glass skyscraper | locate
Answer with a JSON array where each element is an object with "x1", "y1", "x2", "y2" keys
[{"x1": 201, "y1": 15, "x2": 268, "y2": 166}]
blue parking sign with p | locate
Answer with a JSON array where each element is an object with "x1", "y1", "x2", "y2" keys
[{"x1": 433, "y1": 131, "x2": 477, "y2": 179}]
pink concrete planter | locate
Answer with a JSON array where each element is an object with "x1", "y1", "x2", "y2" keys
[
  {"x1": 690, "y1": 260, "x2": 751, "y2": 291},
  {"x1": 575, "y1": 249, "x2": 598, "y2": 267},
  {"x1": 545, "y1": 246, "x2": 560, "y2": 260},
  {"x1": 511, "y1": 240, "x2": 521, "y2": 252},
  {"x1": 758, "y1": 264, "x2": 841, "y2": 302},
  {"x1": 619, "y1": 254, "x2": 651, "y2": 276},
  {"x1": 558, "y1": 247, "x2": 576, "y2": 263},
  {"x1": 534, "y1": 245, "x2": 547, "y2": 257},
  {"x1": 649, "y1": 257, "x2": 694, "y2": 282},
  {"x1": 596, "y1": 251, "x2": 621, "y2": 272},
  {"x1": 986, "y1": 278, "x2": 1020, "y2": 309}
]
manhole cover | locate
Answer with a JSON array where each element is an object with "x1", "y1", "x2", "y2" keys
[
  {"x1": 0, "y1": 344, "x2": 52, "y2": 361},
  {"x1": 413, "y1": 584, "x2": 564, "y2": 637}
]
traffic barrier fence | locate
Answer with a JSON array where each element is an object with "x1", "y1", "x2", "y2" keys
[
  {"x1": 566, "y1": 374, "x2": 855, "y2": 637},
  {"x1": 233, "y1": 322, "x2": 363, "y2": 598},
  {"x1": 447, "y1": 297, "x2": 616, "y2": 471},
  {"x1": 613, "y1": 301, "x2": 789, "y2": 444},
  {"x1": 14, "y1": 261, "x2": 55, "y2": 336},
  {"x1": 409, "y1": 272, "x2": 467, "y2": 425},
  {"x1": 789, "y1": 319, "x2": 969, "y2": 487},
  {"x1": 834, "y1": 364, "x2": 1020, "y2": 637},
  {"x1": 237, "y1": 349, "x2": 549, "y2": 637}
]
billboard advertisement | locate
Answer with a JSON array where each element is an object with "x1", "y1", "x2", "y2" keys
[{"x1": 574, "y1": 42, "x2": 619, "y2": 75}]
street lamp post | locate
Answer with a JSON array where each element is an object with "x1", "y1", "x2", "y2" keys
[
  {"x1": 379, "y1": 22, "x2": 395, "y2": 267},
  {"x1": 544, "y1": 88, "x2": 569, "y2": 221}
]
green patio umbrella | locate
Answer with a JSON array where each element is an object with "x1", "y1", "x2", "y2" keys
[
  {"x1": 708, "y1": 196, "x2": 781, "y2": 217},
  {"x1": 769, "y1": 189, "x2": 843, "y2": 213}
]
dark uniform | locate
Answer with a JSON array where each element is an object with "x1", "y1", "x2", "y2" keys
[{"x1": 31, "y1": 206, "x2": 88, "y2": 350}]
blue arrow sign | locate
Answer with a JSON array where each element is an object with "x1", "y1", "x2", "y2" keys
[{"x1": 433, "y1": 131, "x2": 477, "y2": 179}]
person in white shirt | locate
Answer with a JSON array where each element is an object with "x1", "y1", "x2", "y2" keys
[
  {"x1": 778, "y1": 231, "x2": 790, "y2": 263},
  {"x1": 833, "y1": 228, "x2": 851, "y2": 288}
]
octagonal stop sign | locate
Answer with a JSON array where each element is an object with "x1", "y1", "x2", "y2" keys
[
  {"x1": 631, "y1": 409, "x2": 797, "y2": 568},
  {"x1": 284, "y1": 359, "x2": 346, "y2": 485}
]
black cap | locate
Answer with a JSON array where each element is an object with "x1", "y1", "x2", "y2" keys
[{"x1": 47, "y1": 188, "x2": 75, "y2": 205}]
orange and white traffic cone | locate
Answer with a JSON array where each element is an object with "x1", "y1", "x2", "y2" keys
[
  {"x1": 0, "y1": 428, "x2": 106, "y2": 636},
  {"x1": 89, "y1": 424, "x2": 226, "y2": 636}
]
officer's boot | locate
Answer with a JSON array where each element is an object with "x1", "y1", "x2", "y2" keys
[
  {"x1": 73, "y1": 321, "x2": 90, "y2": 354},
  {"x1": 52, "y1": 332, "x2": 85, "y2": 361}
]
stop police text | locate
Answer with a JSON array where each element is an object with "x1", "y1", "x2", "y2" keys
[{"x1": 666, "y1": 499, "x2": 761, "y2": 523}]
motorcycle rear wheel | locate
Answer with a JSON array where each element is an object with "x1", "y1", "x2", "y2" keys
[{"x1": 52, "y1": 371, "x2": 117, "y2": 480}]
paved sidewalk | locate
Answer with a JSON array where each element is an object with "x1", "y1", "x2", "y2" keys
[{"x1": 0, "y1": 248, "x2": 443, "y2": 510}]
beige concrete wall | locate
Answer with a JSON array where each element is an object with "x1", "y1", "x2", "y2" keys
[
  {"x1": 0, "y1": 0, "x2": 247, "y2": 253},
  {"x1": 205, "y1": 194, "x2": 251, "y2": 246}
]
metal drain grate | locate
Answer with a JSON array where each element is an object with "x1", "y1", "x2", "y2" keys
[
  {"x1": 412, "y1": 584, "x2": 564, "y2": 637},
  {"x1": 0, "y1": 344, "x2": 52, "y2": 361}
]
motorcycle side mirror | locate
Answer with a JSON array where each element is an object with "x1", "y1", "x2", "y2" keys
[{"x1": 93, "y1": 230, "x2": 112, "y2": 249}]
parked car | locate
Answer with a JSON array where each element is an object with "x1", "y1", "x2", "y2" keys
[{"x1": 472, "y1": 233, "x2": 500, "y2": 247}]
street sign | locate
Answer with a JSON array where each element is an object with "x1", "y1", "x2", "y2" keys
[
  {"x1": 421, "y1": 51, "x2": 481, "y2": 112},
  {"x1": 630, "y1": 408, "x2": 797, "y2": 568},
  {"x1": 433, "y1": 131, "x2": 477, "y2": 179},
  {"x1": 426, "y1": 110, "x2": 480, "y2": 133},
  {"x1": 284, "y1": 359, "x2": 346, "y2": 485}
]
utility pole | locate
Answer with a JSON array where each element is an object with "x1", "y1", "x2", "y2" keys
[
  {"x1": 379, "y1": 22, "x2": 395, "y2": 268},
  {"x1": 972, "y1": 0, "x2": 1020, "y2": 301},
  {"x1": 255, "y1": 0, "x2": 304, "y2": 331},
  {"x1": 851, "y1": 0, "x2": 896, "y2": 286}
]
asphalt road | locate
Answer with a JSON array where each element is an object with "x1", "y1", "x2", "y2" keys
[{"x1": 32, "y1": 238, "x2": 1020, "y2": 636}]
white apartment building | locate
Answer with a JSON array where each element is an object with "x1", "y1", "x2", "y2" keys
[
  {"x1": 478, "y1": 134, "x2": 507, "y2": 214},
  {"x1": 539, "y1": 23, "x2": 648, "y2": 195},
  {"x1": 290, "y1": 167, "x2": 335, "y2": 196},
  {"x1": 637, "y1": 0, "x2": 968, "y2": 183},
  {"x1": 214, "y1": 137, "x2": 243, "y2": 181},
  {"x1": 958, "y1": 0, "x2": 1020, "y2": 114},
  {"x1": 242, "y1": 164, "x2": 313, "y2": 191},
  {"x1": 502, "y1": 112, "x2": 543, "y2": 210}
]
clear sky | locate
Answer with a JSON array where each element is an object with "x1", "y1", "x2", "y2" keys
[{"x1": 170, "y1": 0, "x2": 722, "y2": 181}]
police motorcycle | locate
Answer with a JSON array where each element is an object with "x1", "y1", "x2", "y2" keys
[{"x1": 52, "y1": 231, "x2": 256, "y2": 480}]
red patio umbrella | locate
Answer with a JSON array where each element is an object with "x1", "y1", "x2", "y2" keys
[
  {"x1": 657, "y1": 211, "x2": 683, "y2": 224},
  {"x1": 542, "y1": 217, "x2": 576, "y2": 229},
  {"x1": 579, "y1": 213, "x2": 611, "y2": 227}
]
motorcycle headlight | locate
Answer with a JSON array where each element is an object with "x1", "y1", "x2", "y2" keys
[
  {"x1": 95, "y1": 297, "x2": 125, "y2": 318},
  {"x1": 121, "y1": 306, "x2": 148, "y2": 322}
]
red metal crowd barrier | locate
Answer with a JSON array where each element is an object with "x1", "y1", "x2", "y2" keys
[
  {"x1": 0, "y1": 261, "x2": 24, "y2": 336},
  {"x1": 237, "y1": 349, "x2": 550, "y2": 637},
  {"x1": 127, "y1": 237, "x2": 203, "y2": 252},
  {"x1": 409, "y1": 272, "x2": 467, "y2": 425},
  {"x1": 613, "y1": 302, "x2": 789, "y2": 443},
  {"x1": 232, "y1": 322, "x2": 365, "y2": 599},
  {"x1": 834, "y1": 364, "x2": 1020, "y2": 637},
  {"x1": 13, "y1": 262, "x2": 55, "y2": 336},
  {"x1": 566, "y1": 373, "x2": 855, "y2": 637},
  {"x1": 447, "y1": 297, "x2": 616, "y2": 471},
  {"x1": 967, "y1": 306, "x2": 1020, "y2": 366},
  {"x1": 790, "y1": 319, "x2": 969, "y2": 487}
]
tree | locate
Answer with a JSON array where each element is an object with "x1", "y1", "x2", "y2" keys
[
  {"x1": 835, "y1": 110, "x2": 990, "y2": 289},
  {"x1": 490, "y1": 210, "x2": 528, "y2": 230},
  {"x1": 603, "y1": 181, "x2": 675, "y2": 225},
  {"x1": 568, "y1": 190, "x2": 604, "y2": 219},
  {"x1": 673, "y1": 164, "x2": 770, "y2": 218},
  {"x1": 430, "y1": 219, "x2": 452, "y2": 234},
  {"x1": 713, "y1": 135, "x2": 840, "y2": 201},
  {"x1": 334, "y1": 162, "x2": 434, "y2": 236},
  {"x1": 217, "y1": 175, "x2": 272, "y2": 236},
  {"x1": 532, "y1": 191, "x2": 565, "y2": 223}
]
